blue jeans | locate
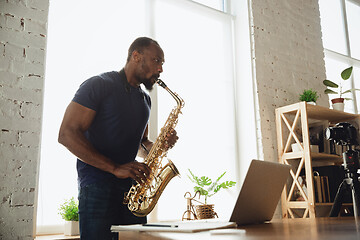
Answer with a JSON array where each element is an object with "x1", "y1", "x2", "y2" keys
[{"x1": 78, "y1": 180, "x2": 146, "y2": 240}]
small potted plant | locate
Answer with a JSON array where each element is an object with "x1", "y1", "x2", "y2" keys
[
  {"x1": 323, "y1": 66, "x2": 357, "y2": 111},
  {"x1": 187, "y1": 169, "x2": 236, "y2": 219},
  {"x1": 58, "y1": 197, "x2": 79, "y2": 236},
  {"x1": 299, "y1": 89, "x2": 319, "y2": 105}
]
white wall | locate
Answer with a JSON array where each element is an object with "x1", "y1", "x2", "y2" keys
[
  {"x1": 249, "y1": 0, "x2": 328, "y2": 164},
  {"x1": 0, "y1": 0, "x2": 49, "y2": 239}
]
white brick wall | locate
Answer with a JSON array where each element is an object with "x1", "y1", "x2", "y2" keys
[
  {"x1": 0, "y1": 0, "x2": 49, "y2": 239},
  {"x1": 250, "y1": 0, "x2": 327, "y2": 163},
  {"x1": 249, "y1": 0, "x2": 327, "y2": 218}
]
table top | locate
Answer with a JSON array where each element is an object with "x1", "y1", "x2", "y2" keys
[{"x1": 117, "y1": 217, "x2": 360, "y2": 240}]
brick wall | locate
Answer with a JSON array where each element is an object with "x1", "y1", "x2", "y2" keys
[
  {"x1": 250, "y1": 0, "x2": 328, "y2": 163},
  {"x1": 0, "y1": 0, "x2": 49, "y2": 239}
]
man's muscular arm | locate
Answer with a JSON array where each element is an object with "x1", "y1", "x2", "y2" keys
[{"x1": 58, "y1": 101, "x2": 150, "y2": 183}]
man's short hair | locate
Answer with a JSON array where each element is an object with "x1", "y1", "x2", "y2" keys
[{"x1": 127, "y1": 37, "x2": 160, "y2": 62}]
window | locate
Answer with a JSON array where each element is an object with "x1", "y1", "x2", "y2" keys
[
  {"x1": 345, "y1": 0, "x2": 360, "y2": 59},
  {"x1": 319, "y1": 0, "x2": 360, "y2": 113},
  {"x1": 37, "y1": 0, "x2": 238, "y2": 233},
  {"x1": 37, "y1": 0, "x2": 147, "y2": 233},
  {"x1": 191, "y1": 0, "x2": 228, "y2": 12},
  {"x1": 153, "y1": 0, "x2": 237, "y2": 220}
]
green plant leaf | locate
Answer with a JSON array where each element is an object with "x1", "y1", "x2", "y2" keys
[
  {"x1": 212, "y1": 185, "x2": 222, "y2": 194},
  {"x1": 208, "y1": 171, "x2": 226, "y2": 192},
  {"x1": 324, "y1": 89, "x2": 337, "y2": 94},
  {"x1": 344, "y1": 88, "x2": 360, "y2": 93},
  {"x1": 342, "y1": 89, "x2": 352, "y2": 94},
  {"x1": 222, "y1": 181, "x2": 237, "y2": 188},
  {"x1": 323, "y1": 80, "x2": 338, "y2": 88},
  {"x1": 188, "y1": 169, "x2": 236, "y2": 202},
  {"x1": 194, "y1": 186, "x2": 208, "y2": 196},
  {"x1": 212, "y1": 181, "x2": 237, "y2": 194},
  {"x1": 341, "y1": 66, "x2": 353, "y2": 80},
  {"x1": 299, "y1": 89, "x2": 319, "y2": 102},
  {"x1": 187, "y1": 169, "x2": 204, "y2": 186},
  {"x1": 58, "y1": 197, "x2": 79, "y2": 221},
  {"x1": 199, "y1": 176, "x2": 212, "y2": 186}
]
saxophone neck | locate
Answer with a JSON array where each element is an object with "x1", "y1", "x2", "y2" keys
[{"x1": 156, "y1": 79, "x2": 185, "y2": 109}]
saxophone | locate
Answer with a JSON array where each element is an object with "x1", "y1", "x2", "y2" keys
[{"x1": 124, "y1": 79, "x2": 185, "y2": 217}]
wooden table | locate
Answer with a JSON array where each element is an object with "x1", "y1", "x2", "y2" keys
[{"x1": 117, "y1": 217, "x2": 360, "y2": 240}]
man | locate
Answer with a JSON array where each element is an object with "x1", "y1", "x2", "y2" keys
[{"x1": 58, "y1": 37, "x2": 178, "y2": 239}]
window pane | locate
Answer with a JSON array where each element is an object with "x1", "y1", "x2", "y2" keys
[
  {"x1": 37, "y1": 0, "x2": 146, "y2": 228},
  {"x1": 352, "y1": 66, "x2": 360, "y2": 112},
  {"x1": 324, "y1": 57, "x2": 355, "y2": 113},
  {"x1": 154, "y1": 1, "x2": 237, "y2": 221},
  {"x1": 346, "y1": 0, "x2": 360, "y2": 59},
  {"x1": 319, "y1": 0, "x2": 348, "y2": 54},
  {"x1": 192, "y1": 0, "x2": 224, "y2": 11}
]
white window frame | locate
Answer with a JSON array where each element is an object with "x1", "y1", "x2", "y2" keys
[{"x1": 322, "y1": 0, "x2": 360, "y2": 113}]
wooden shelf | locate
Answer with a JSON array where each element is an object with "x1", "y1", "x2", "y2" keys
[
  {"x1": 280, "y1": 102, "x2": 358, "y2": 123},
  {"x1": 287, "y1": 201, "x2": 353, "y2": 207},
  {"x1": 284, "y1": 152, "x2": 342, "y2": 161},
  {"x1": 276, "y1": 102, "x2": 360, "y2": 219},
  {"x1": 311, "y1": 153, "x2": 341, "y2": 160},
  {"x1": 315, "y1": 202, "x2": 353, "y2": 207}
]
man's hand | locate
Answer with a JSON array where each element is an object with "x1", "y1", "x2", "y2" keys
[
  {"x1": 164, "y1": 129, "x2": 179, "y2": 150},
  {"x1": 112, "y1": 161, "x2": 151, "y2": 184}
]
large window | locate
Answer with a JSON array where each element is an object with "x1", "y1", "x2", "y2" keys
[
  {"x1": 154, "y1": 0, "x2": 237, "y2": 220},
  {"x1": 191, "y1": 0, "x2": 228, "y2": 11},
  {"x1": 319, "y1": 0, "x2": 360, "y2": 113},
  {"x1": 37, "y1": 0, "x2": 147, "y2": 233},
  {"x1": 37, "y1": 0, "x2": 238, "y2": 233}
]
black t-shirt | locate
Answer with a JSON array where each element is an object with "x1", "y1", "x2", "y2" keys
[{"x1": 72, "y1": 69, "x2": 151, "y2": 188}]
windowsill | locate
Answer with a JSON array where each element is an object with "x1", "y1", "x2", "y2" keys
[{"x1": 35, "y1": 234, "x2": 80, "y2": 240}]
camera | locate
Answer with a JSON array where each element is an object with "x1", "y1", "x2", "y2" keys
[
  {"x1": 325, "y1": 122, "x2": 358, "y2": 146},
  {"x1": 325, "y1": 122, "x2": 360, "y2": 217}
]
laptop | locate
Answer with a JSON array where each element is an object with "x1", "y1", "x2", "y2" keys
[
  {"x1": 111, "y1": 159, "x2": 291, "y2": 233},
  {"x1": 229, "y1": 159, "x2": 291, "y2": 225}
]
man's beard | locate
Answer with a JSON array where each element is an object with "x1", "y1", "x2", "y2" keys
[
  {"x1": 142, "y1": 75, "x2": 159, "y2": 91},
  {"x1": 143, "y1": 78, "x2": 154, "y2": 91}
]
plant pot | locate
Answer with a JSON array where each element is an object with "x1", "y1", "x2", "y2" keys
[
  {"x1": 195, "y1": 204, "x2": 218, "y2": 219},
  {"x1": 64, "y1": 221, "x2": 79, "y2": 236},
  {"x1": 306, "y1": 101, "x2": 316, "y2": 105},
  {"x1": 331, "y1": 98, "x2": 344, "y2": 104},
  {"x1": 332, "y1": 103, "x2": 344, "y2": 111},
  {"x1": 331, "y1": 98, "x2": 344, "y2": 111}
]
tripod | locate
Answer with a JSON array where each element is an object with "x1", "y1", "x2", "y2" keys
[{"x1": 329, "y1": 147, "x2": 360, "y2": 217}]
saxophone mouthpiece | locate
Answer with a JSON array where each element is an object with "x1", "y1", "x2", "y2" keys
[{"x1": 156, "y1": 79, "x2": 167, "y2": 89}]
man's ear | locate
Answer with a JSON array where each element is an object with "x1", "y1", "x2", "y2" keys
[{"x1": 132, "y1": 50, "x2": 142, "y2": 63}]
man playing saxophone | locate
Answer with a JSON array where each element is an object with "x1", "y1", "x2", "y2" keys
[{"x1": 58, "y1": 37, "x2": 178, "y2": 240}]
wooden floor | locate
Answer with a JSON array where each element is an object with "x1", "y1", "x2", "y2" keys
[{"x1": 116, "y1": 217, "x2": 360, "y2": 240}]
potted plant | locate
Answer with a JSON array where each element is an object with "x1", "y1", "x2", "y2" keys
[
  {"x1": 323, "y1": 66, "x2": 357, "y2": 111},
  {"x1": 299, "y1": 89, "x2": 319, "y2": 105},
  {"x1": 187, "y1": 169, "x2": 236, "y2": 219},
  {"x1": 58, "y1": 197, "x2": 79, "y2": 236}
]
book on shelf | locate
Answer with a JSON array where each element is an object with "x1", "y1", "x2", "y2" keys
[
  {"x1": 314, "y1": 172, "x2": 322, "y2": 203},
  {"x1": 295, "y1": 172, "x2": 332, "y2": 203},
  {"x1": 321, "y1": 176, "x2": 331, "y2": 203},
  {"x1": 313, "y1": 171, "x2": 331, "y2": 203}
]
